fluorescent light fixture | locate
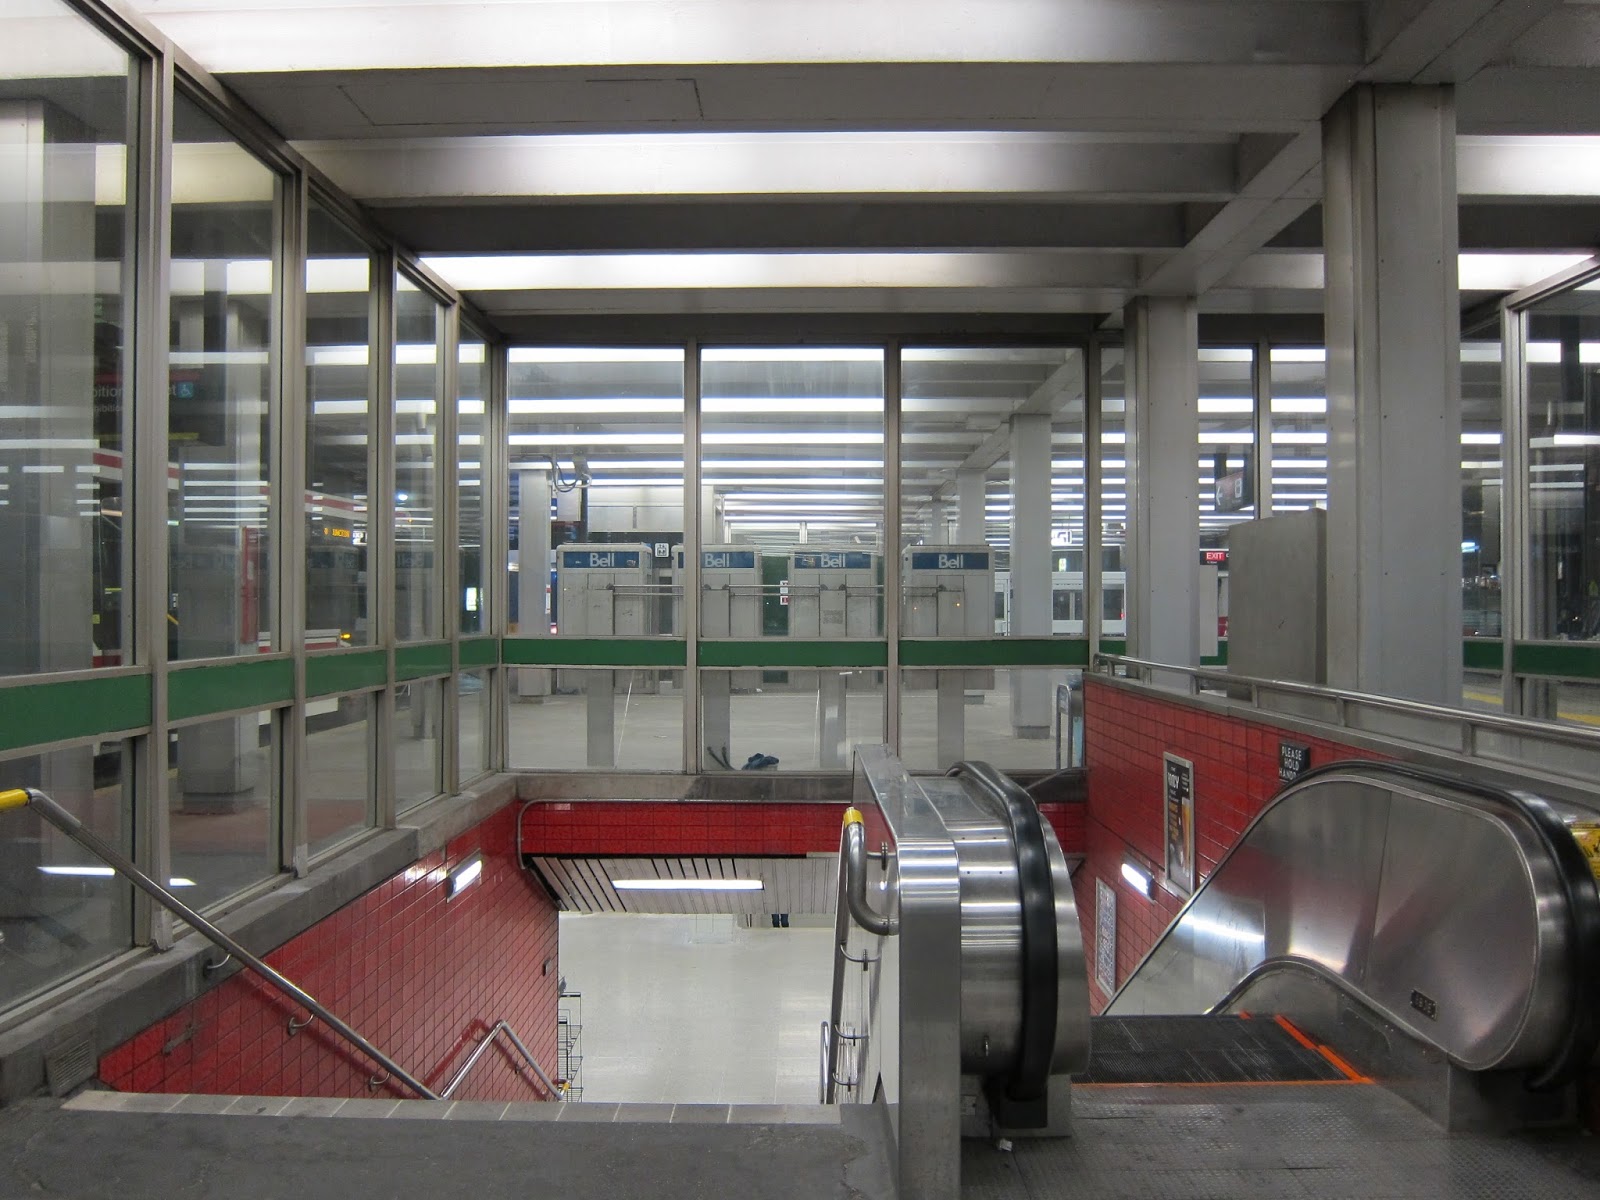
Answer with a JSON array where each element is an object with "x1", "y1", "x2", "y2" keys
[
  {"x1": 612, "y1": 878, "x2": 764, "y2": 891},
  {"x1": 39, "y1": 866, "x2": 195, "y2": 886},
  {"x1": 1120, "y1": 861, "x2": 1153, "y2": 897},
  {"x1": 447, "y1": 852, "x2": 484, "y2": 898}
]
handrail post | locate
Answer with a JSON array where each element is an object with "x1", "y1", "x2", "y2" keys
[{"x1": 0, "y1": 788, "x2": 439, "y2": 1100}]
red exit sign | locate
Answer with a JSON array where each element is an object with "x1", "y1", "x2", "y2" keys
[{"x1": 1200, "y1": 549, "x2": 1229, "y2": 565}]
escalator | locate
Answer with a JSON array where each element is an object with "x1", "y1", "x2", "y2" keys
[{"x1": 827, "y1": 749, "x2": 1600, "y2": 1200}]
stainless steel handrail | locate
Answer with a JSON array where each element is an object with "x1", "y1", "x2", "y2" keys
[
  {"x1": 1094, "y1": 652, "x2": 1600, "y2": 754},
  {"x1": 843, "y1": 812, "x2": 899, "y2": 937},
  {"x1": 440, "y1": 1019, "x2": 563, "y2": 1100},
  {"x1": 0, "y1": 787, "x2": 439, "y2": 1099}
]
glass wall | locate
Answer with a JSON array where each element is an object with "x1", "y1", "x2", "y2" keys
[
  {"x1": 1461, "y1": 335, "x2": 1503, "y2": 640},
  {"x1": 458, "y1": 331, "x2": 489, "y2": 634},
  {"x1": 169, "y1": 712, "x2": 278, "y2": 910},
  {"x1": 898, "y1": 347, "x2": 1085, "y2": 769},
  {"x1": 507, "y1": 348, "x2": 685, "y2": 638},
  {"x1": 0, "y1": 2, "x2": 137, "y2": 676},
  {"x1": 0, "y1": 742, "x2": 132, "y2": 1009},
  {"x1": 1267, "y1": 348, "x2": 1328, "y2": 516},
  {"x1": 1525, "y1": 288, "x2": 1600, "y2": 642},
  {"x1": 459, "y1": 669, "x2": 491, "y2": 782},
  {"x1": 394, "y1": 274, "x2": 443, "y2": 643},
  {"x1": 306, "y1": 692, "x2": 373, "y2": 856},
  {"x1": 168, "y1": 92, "x2": 279, "y2": 662},
  {"x1": 305, "y1": 203, "x2": 373, "y2": 647},
  {"x1": 1099, "y1": 348, "x2": 1128, "y2": 639},
  {"x1": 396, "y1": 677, "x2": 443, "y2": 811},
  {"x1": 509, "y1": 668, "x2": 684, "y2": 771}
]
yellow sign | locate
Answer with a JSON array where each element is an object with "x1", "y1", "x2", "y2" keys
[{"x1": 1572, "y1": 822, "x2": 1600, "y2": 883}]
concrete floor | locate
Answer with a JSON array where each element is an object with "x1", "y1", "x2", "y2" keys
[
  {"x1": 509, "y1": 668, "x2": 1077, "y2": 773},
  {"x1": 6, "y1": 1095, "x2": 892, "y2": 1200},
  {"x1": 559, "y1": 914, "x2": 833, "y2": 1105}
]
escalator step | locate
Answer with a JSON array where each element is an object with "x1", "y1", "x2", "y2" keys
[{"x1": 1075, "y1": 1015, "x2": 1352, "y2": 1085}]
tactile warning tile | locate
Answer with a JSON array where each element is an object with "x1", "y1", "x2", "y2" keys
[
  {"x1": 1076, "y1": 1015, "x2": 1347, "y2": 1084},
  {"x1": 962, "y1": 1084, "x2": 1600, "y2": 1200}
]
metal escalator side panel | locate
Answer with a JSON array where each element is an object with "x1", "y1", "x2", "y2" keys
[
  {"x1": 1041, "y1": 817, "x2": 1092, "y2": 1077},
  {"x1": 1106, "y1": 764, "x2": 1581, "y2": 1076}
]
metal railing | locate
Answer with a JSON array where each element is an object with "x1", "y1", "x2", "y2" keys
[
  {"x1": 1094, "y1": 653, "x2": 1600, "y2": 782},
  {"x1": 0, "y1": 787, "x2": 439, "y2": 1099},
  {"x1": 440, "y1": 1019, "x2": 564, "y2": 1100}
]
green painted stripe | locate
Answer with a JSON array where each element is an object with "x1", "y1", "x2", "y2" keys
[
  {"x1": 459, "y1": 638, "x2": 499, "y2": 668},
  {"x1": 306, "y1": 649, "x2": 387, "y2": 698},
  {"x1": 1512, "y1": 641, "x2": 1600, "y2": 682},
  {"x1": 1464, "y1": 639, "x2": 1504, "y2": 672},
  {"x1": 1098, "y1": 638, "x2": 1127, "y2": 656},
  {"x1": 899, "y1": 638, "x2": 1089, "y2": 667},
  {"x1": 396, "y1": 642, "x2": 451, "y2": 681},
  {"x1": 169, "y1": 658, "x2": 293, "y2": 722},
  {"x1": 699, "y1": 640, "x2": 887, "y2": 669},
  {"x1": 503, "y1": 638, "x2": 688, "y2": 667},
  {"x1": 0, "y1": 673, "x2": 152, "y2": 752}
]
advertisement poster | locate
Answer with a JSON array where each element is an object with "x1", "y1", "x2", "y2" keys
[
  {"x1": 1164, "y1": 753, "x2": 1195, "y2": 896},
  {"x1": 1094, "y1": 877, "x2": 1116, "y2": 997}
]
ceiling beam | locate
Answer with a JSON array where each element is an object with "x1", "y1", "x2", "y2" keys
[
  {"x1": 299, "y1": 133, "x2": 1239, "y2": 204},
  {"x1": 1362, "y1": 0, "x2": 1566, "y2": 83},
  {"x1": 931, "y1": 356, "x2": 1086, "y2": 493},
  {"x1": 1135, "y1": 129, "x2": 1322, "y2": 297}
]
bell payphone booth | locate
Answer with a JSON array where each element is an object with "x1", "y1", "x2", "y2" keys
[
  {"x1": 788, "y1": 548, "x2": 882, "y2": 768},
  {"x1": 903, "y1": 545, "x2": 995, "y2": 767},
  {"x1": 696, "y1": 545, "x2": 762, "y2": 766},
  {"x1": 555, "y1": 543, "x2": 655, "y2": 767}
]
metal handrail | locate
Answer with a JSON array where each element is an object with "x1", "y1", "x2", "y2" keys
[
  {"x1": 0, "y1": 787, "x2": 438, "y2": 1099},
  {"x1": 440, "y1": 1019, "x2": 564, "y2": 1100},
  {"x1": 1094, "y1": 652, "x2": 1600, "y2": 755}
]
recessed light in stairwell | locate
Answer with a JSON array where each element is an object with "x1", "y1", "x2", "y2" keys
[
  {"x1": 446, "y1": 852, "x2": 484, "y2": 898},
  {"x1": 1120, "y1": 862, "x2": 1153, "y2": 898},
  {"x1": 611, "y1": 879, "x2": 763, "y2": 891}
]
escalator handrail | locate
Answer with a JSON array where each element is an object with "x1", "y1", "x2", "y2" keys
[
  {"x1": 1109, "y1": 759, "x2": 1600, "y2": 1091},
  {"x1": 947, "y1": 760, "x2": 1058, "y2": 1104}
]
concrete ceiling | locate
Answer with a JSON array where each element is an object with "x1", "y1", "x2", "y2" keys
[{"x1": 125, "y1": 0, "x2": 1600, "y2": 334}]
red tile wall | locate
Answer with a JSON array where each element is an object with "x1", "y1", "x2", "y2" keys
[
  {"x1": 1075, "y1": 678, "x2": 1389, "y2": 1012},
  {"x1": 98, "y1": 804, "x2": 560, "y2": 1102}
]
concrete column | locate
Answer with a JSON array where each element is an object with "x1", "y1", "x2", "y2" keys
[
  {"x1": 956, "y1": 470, "x2": 986, "y2": 544},
  {"x1": 516, "y1": 469, "x2": 551, "y2": 696},
  {"x1": 1323, "y1": 84, "x2": 1462, "y2": 704},
  {"x1": 1009, "y1": 414, "x2": 1052, "y2": 735},
  {"x1": 1126, "y1": 296, "x2": 1200, "y2": 679}
]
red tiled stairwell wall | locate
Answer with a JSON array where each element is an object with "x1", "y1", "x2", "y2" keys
[
  {"x1": 1076, "y1": 677, "x2": 1388, "y2": 1011},
  {"x1": 99, "y1": 804, "x2": 560, "y2": 1101}
]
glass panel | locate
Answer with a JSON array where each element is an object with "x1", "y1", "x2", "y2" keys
[
  {"x1": 1525, "y1": 285, "x2": 1600, "y2": 640},
  {"x1": 1462, "y1": 670, "x2": 1503, "y2": 715},
  {"x1": 396, "y1": 676, "x2": 443, "y2": 810},
  {"x1": 0, "y1": 7, "x2": 135, "y2": 674},
  {"x1": 1549, "y1": 680, "x2": 1600, "y2": 730},
  {"x1": 168, "y1": 94, "x2": 277, "y2": 661},
  {"x1": 1199, "y1": 348, "x2": 1256, "y2": 551},
  {"x1": 507, "y1": 348, "x2": 685, "y2": 640},
  {"x1": 900, "y1": 668, "x2": 1079, "y2": 772},
  {"x1": 458, "y1": 331, "x2": 489, "y2": 634},
  {"x1": 900, "y1": 348, "x2": 1086, "y2": 642},
  {"x1": 170, "y1": 710, "x2": 278, "y2": 909},
  {"x1": 458, "y1": 669, "x2": 491, "y2": 782},
  {"x1": 699, "y1": 669, "x2": 881, "y2": 772},
  {"x1": 305, "y1": 203, "x2": 372, "y2": 648},
  {"x1": 306, "y1": 691, "x2": 373, "y2": 856},
  {"x1": 1461, "y1": 336, "x2": 1503, "y2": 638},
  {"x1": 394, "y1": 275, "x2": 442, "y2": 642},
  {"x1": 510, "y1": 669, "x2": 684, "y2": 771},
  {"x1": 1099, "y1": 348, "x2": 1128, "y2": 639},
  {"x1": 0, "y1": 742, "x2": 132, "y2": 1006},
  {"x1": 701, "y1": 348, "x2": 884, "y2": 639},
  {"x1": 1267, "y1": 347, "x2": 1328, "y2": 516}
]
